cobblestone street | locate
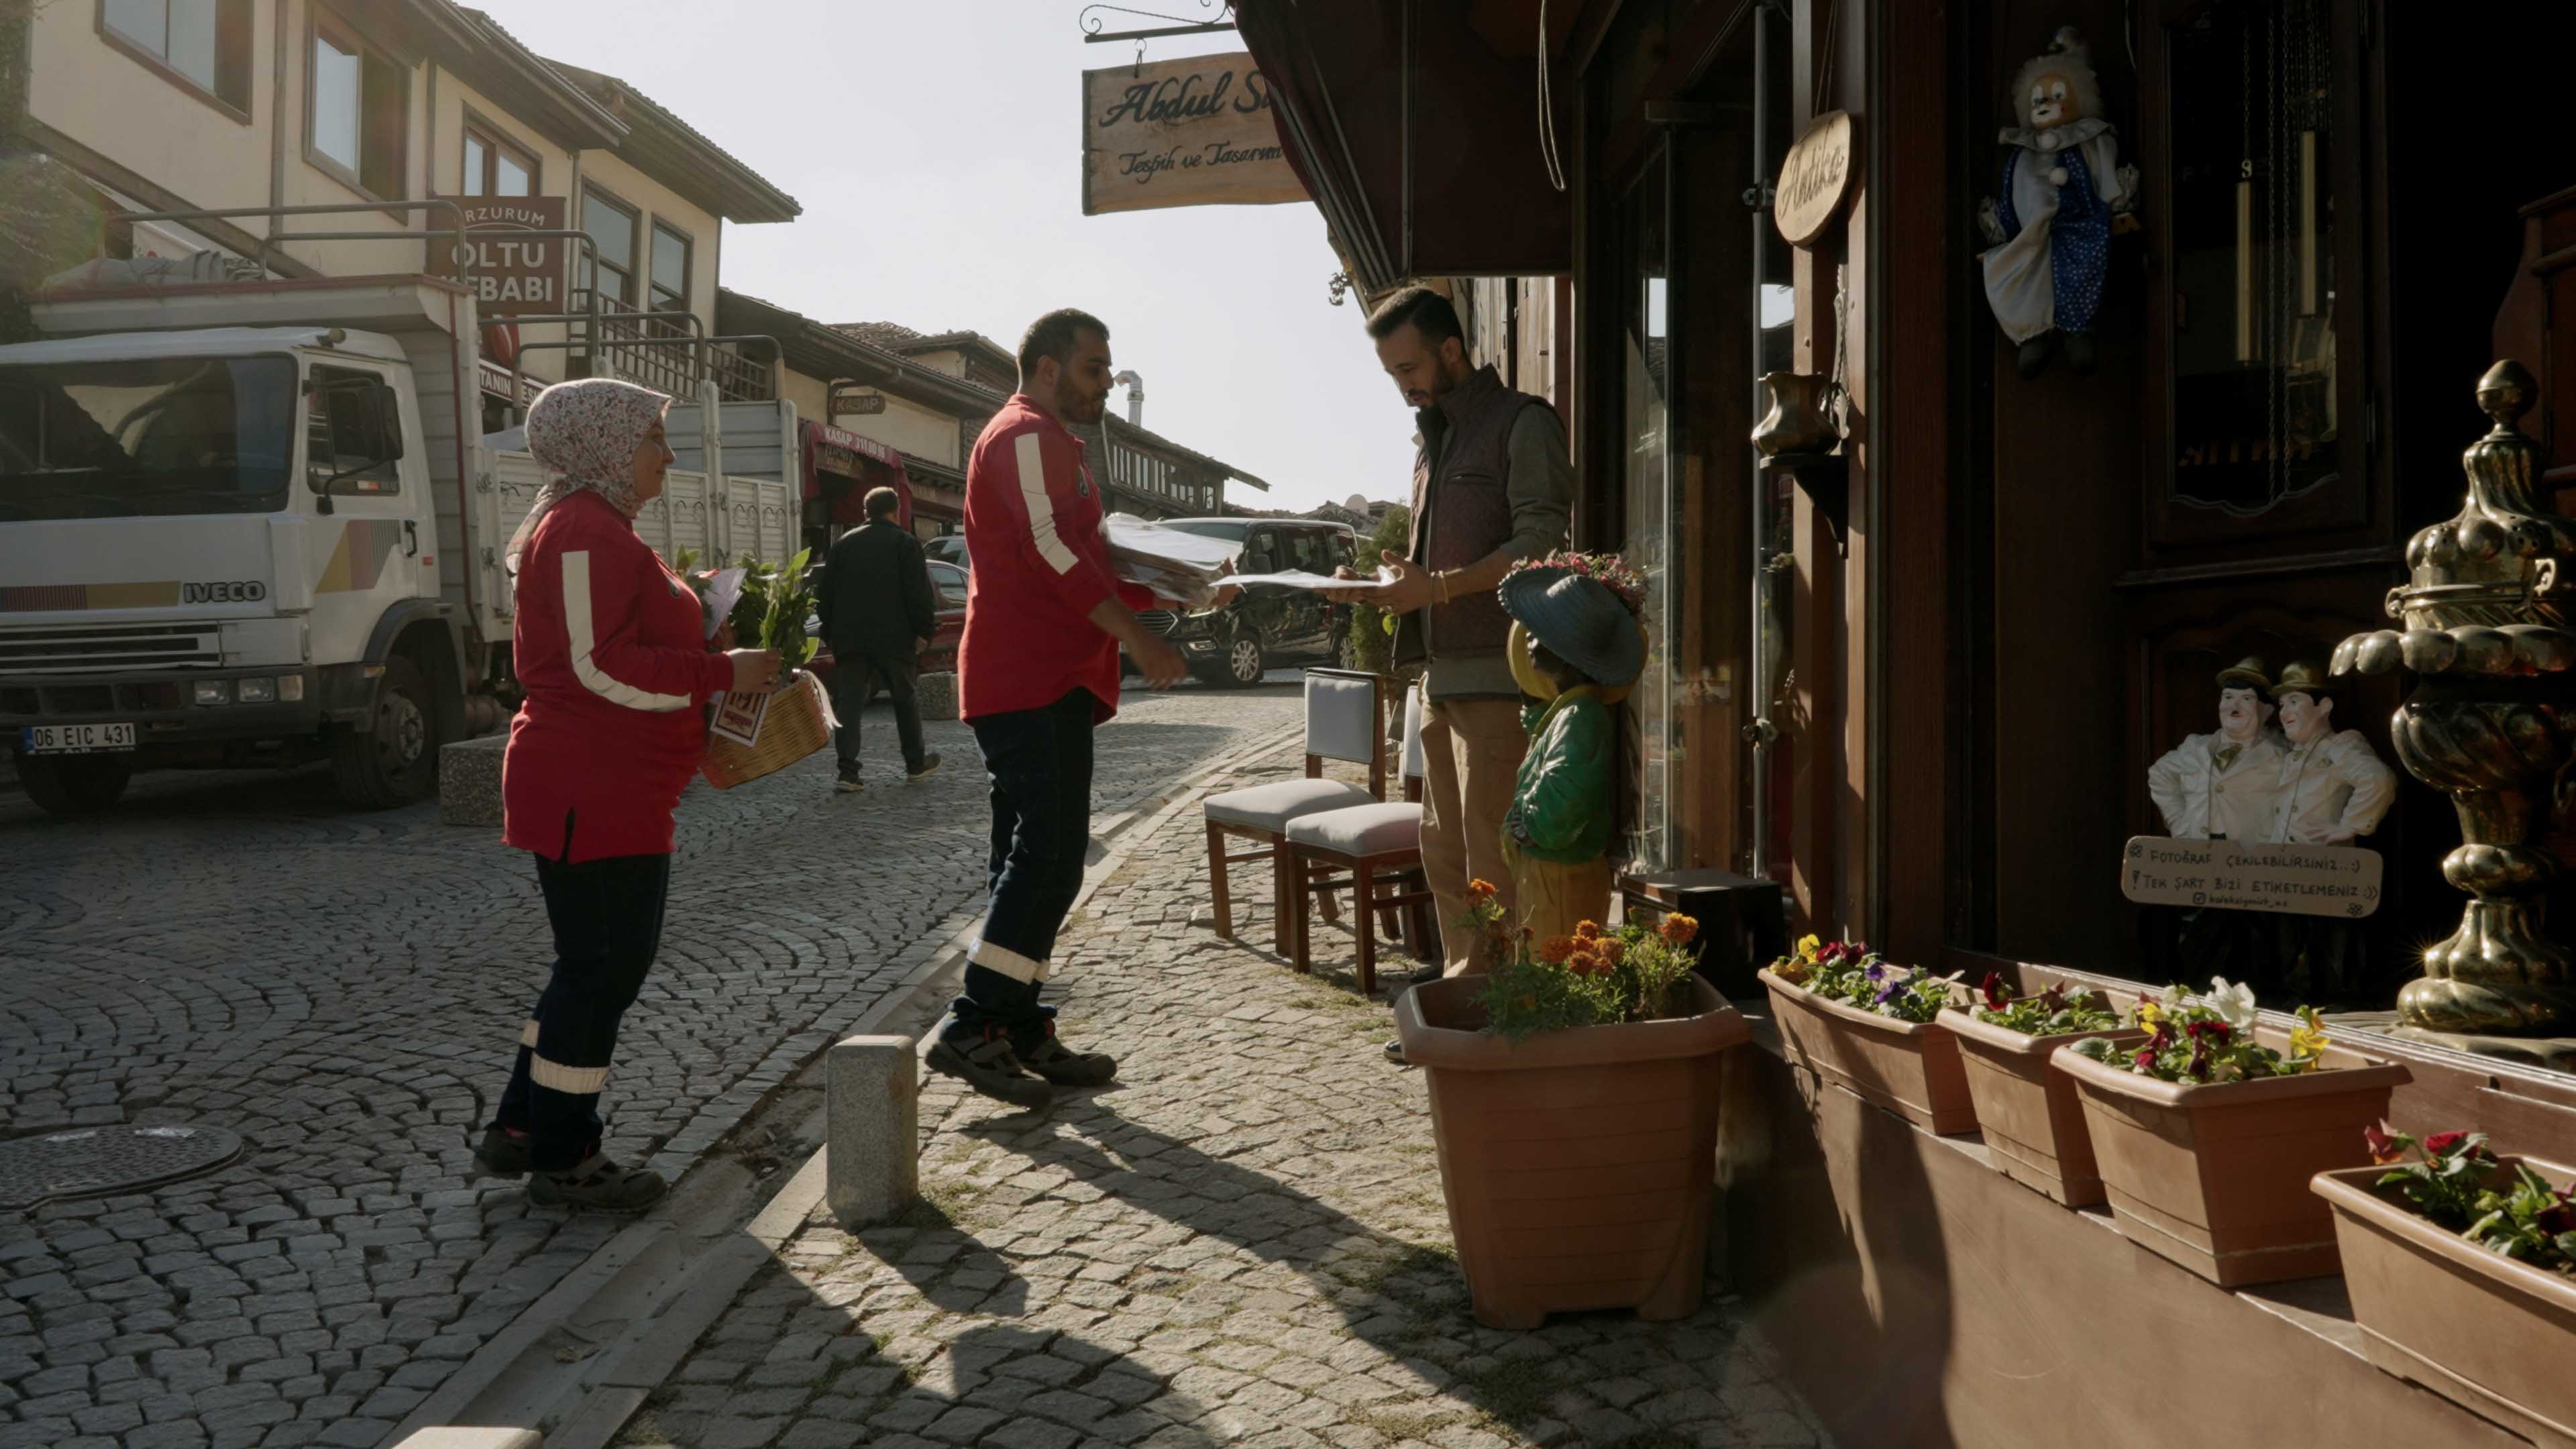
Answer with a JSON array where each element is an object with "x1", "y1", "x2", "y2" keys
[
  {"x1": 0, "y1": 685, "x2": 1299, "y2": 1448},
  {"x1": 622, "y1": 754, "x2": 1833, "y2": 1449}
]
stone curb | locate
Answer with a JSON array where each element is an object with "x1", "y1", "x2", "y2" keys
[{"x1": 393, "y1": 718, "x2": 1306, "y2": 1448}]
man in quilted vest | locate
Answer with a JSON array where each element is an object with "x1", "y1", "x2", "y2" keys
[{"x1": 1330, "y1": 286, "x2": 1575, "y2": 1030}]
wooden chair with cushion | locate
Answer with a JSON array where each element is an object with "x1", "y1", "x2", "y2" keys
[
  {"x1": 1203, "y1": 668, "x2": 1389, "y2": 953},
  {"x1": 1286, "y1": 682, "x2": 1434, "y2": 997}
]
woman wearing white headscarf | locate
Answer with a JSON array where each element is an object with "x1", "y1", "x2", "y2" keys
[{"x1": 470, "y1": 378, "x2": 778, "y2": 1213}]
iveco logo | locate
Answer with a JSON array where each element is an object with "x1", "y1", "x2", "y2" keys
[{"x1": 183, "y1": 582, "x2": 268, "y2": 604}]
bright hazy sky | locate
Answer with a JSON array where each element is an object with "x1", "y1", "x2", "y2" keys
[{"x1": 478, "y1": 0, "x2": 1411, "y2": 515}]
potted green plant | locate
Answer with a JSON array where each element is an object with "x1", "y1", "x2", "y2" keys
[
  {"x1": 1758, "y1": 935, "x2": 1978, "y2": 1135},
  {"x1": 684, "y1": 549, "x2": 831, "y2": 789},
  {"x1": 2312, "y1": 1127, "x2": 2576, "y2": 1442},
  {"x1": 1939, "y1": 973, "x2": 2145, "y2": 1206},
  {"x1": 2055, "y1": 979, "x2": 2411, "y2": 1287},
  {"x1": 1394, "y1": 892, "x2": 1750, "y2": 1330}
]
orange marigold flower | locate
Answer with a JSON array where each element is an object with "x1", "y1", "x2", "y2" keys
[
  {"x1": 1660, "y1": 913, "x2": 1701, "y2": 946},
  {"x1": 1539, "y1": 936, "x2": 1577, "y2": 965},
  {"x1": 1468, "y1": 879, "x2": 1498, "y2": 900},
  {"x1": 1601, "y1": 939, "x2": 1628, "y2": 965},
  {"x1": 1574, "y1": 920, "x2": 1602, "y2": 941}
]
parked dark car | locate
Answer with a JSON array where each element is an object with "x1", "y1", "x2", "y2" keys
[
  {"x1": 1134, "y1": 517, "x2": 1357, "y2": 688},
  {"x1": 804, "y1": 557, "x2": 968, "y2": 691}
]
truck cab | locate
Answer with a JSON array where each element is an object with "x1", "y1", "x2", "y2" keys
[{"x1": 0, "y1": 323, "x2": 445, "y2": 812}]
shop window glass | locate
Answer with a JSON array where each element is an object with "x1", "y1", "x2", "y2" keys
[
  {"x1": 2167, "y1": 0, "x2": 2337, "y2": 517},
  {"x1": 1619, "y1": 159, "x2": 1672, "y2": 871}
]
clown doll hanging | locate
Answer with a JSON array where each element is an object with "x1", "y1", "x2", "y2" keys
[{"x1": 1978, "y1": 27, "x2": 2141, "y2": 378}]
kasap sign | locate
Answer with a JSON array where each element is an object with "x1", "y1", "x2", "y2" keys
[
  {"x1": 1082, "y1": 52, "x2": 1307, "y2": 215},
  {"x1": 429, "y1": 196, "x2": 568, "y2": 315}
]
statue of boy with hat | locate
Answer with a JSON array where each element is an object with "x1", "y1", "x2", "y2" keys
[
  {"x1": 2146, "y1": 656, "x2": 2288, "y2": 841},
  {"x1": 1495, "y1": 553, "x2": 1647, "y2": 945}
]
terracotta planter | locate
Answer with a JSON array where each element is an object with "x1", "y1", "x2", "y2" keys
[
  {"x1": 2314, "y1": 1157, "x2": 2576, "y2": 1446},
  {"x1": 1939, "y1": 1007, "x2": 2147, "y2": 1207},
  {"x1": 1395, "y1": 975, "x2": 1749, "y2": 1330},
  {"x1": 2054, "y1": 1030, "x2": 2411, "y2": 1287},
  {"x1": 1759, "y1": 968, "x2": 1978, "y2": 1135}
]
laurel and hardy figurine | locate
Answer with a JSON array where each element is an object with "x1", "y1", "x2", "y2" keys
[{"x1": 1978, "y1": 26, "x2": 2141, "y2": 380}]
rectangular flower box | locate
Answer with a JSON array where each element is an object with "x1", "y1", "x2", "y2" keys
[
  {"x1": 2313, "y1": 1156, "x2": 2576, "y2": 1446},
  {"x1": 1395, "y1": 975, "x2": 1750, "y2": 1330},
  {"x1": 1760, "y1": 967, "x2": 1978, "y2": 1136},
  {"x1": 2053, "y1": 1029, "x2": 2410, "y2": 1287},
  {"x1": 1939, "y1": 1007, "x2": 2146, "y2": 1207}
]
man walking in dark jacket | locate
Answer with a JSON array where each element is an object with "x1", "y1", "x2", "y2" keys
[{"x1": 816, "y1": 486, "x2": 941, "y2": 792}]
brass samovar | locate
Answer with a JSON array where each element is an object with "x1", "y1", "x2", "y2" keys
[{"x1": 2335, "y1": 360, "x2": 2576, "y2": 1044}]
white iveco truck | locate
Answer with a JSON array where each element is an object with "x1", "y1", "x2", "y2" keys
[{"x1": 0, "y1": 264, "x2": 798, "y2": 816}]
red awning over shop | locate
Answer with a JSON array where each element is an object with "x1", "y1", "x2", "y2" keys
[
  {"x1": 1238, "y1": 0, "x2": 1574, "y2": 293},
  {"x1": 803, "y1": 419, "x2": 913, "y2": 529}
]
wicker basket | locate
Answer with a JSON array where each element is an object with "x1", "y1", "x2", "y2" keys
[{"x1": 702, "y1": 670, "x2": 832, "y2": 789}]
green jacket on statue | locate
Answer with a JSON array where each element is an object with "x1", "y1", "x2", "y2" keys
[{"x1": 1505, "y1": 686, "x2": 1613, "y2": 865}]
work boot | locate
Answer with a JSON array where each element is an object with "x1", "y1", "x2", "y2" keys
[
  {"x1": 1013, "y1": 1020, "x2": 1116, "y2": 1087},
  {"x1": 527, "y1": 1153, "x2": 667, "y2": 1215},
  {"x1": 469, "y1": 1124, "x2": 529, "y2": 1180},
  {"x1": 835, "y1": 763, "x2": 863, "y2": 794},
  {"x1": 926, "y1": 1027, "x2": 1055, "y2": 1110},
  {"x1": 907, "y1": 753, "x2": 943, "y2": 782}
]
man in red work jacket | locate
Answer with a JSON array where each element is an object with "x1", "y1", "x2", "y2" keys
[{"x1": 934, "y1": 308, "x2": 1231, "y2": 1108}]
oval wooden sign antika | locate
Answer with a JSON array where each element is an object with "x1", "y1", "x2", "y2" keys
[{"x1": 1774, "y1": 110, "x2": 1858, "y2": 248}]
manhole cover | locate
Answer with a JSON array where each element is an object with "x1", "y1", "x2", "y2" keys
[{"x1": 0, "y1": 1126, "x2": 244, "y2": 1211}]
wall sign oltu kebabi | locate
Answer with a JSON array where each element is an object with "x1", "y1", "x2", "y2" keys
[{"x1": 1082, "y1": 52, "x2": 1308, "y2": 216}]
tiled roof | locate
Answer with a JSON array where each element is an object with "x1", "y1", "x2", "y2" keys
[
  {"x1": 833, "y1": 321, "x2": 926, "y2": 350},
  {"x1": 536, "y1": 55, "x2": 801, "y2": 222}
]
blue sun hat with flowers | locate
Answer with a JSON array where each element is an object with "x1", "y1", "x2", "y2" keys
[{"x1": 1497, "y1": 552, "x2": 1646, "y2": 690}]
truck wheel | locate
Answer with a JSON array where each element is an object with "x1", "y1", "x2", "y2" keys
[
  {"x1": 15, "y1": 753, "x2": 131, "y2": 815},
  {"x1": 333, "y1": 655, "x2": 442, "y2": 808},
  {"x1": 1220, "y1": 629, "x2": 1267, "y2": 688}
]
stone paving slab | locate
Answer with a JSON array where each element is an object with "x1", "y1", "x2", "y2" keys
[
  {"x1": 0, "y1": 686, "x2": 1299, "y2": 1448},
  {"x1": 616, "y1": 763, "x2": 1835, "y2": 1449}
]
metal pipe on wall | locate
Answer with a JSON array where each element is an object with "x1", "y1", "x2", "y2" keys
[{"x1": 1748, "y1": 0, "x2": 1778, "y2": 881}]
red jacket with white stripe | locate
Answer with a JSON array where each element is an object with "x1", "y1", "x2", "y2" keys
[
  {"x1": 501, "y1": 489, "x2": 734, "y2": 861},
  {"x1": 958, "y1": 396, "x2": 1150, "y2": 724}
]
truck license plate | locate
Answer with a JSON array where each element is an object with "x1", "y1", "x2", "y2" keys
[{"x1": 20, "y1": 722, "x2": 135, "y2": 754}]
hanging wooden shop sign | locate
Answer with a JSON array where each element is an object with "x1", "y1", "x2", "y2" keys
[
  {"x1": 1082, "y1": 52, "x2": 1308, "y2": 215},
  {"x1": 1773, "y1": 111, "x2": 1858, "y2": 248}
]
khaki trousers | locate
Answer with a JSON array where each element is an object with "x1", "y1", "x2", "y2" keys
[{"x1": 1418, "y1": 696, "x2": 1530, "y2": 976}]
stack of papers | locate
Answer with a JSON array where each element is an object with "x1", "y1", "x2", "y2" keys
[
  {"x1": 1102, "y1": 515, "x2": 1238, "y2": 610},
  {"x1": 1100, "y1": 514, "x2": 1397, "y2": 605}
]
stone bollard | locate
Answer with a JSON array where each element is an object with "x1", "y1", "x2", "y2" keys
[
  {"x1": 828, "y1": 1035, "x2": 920, "y2": 1228},
  {"x1": 394, "y1": 1431, "x2": 541, "y2": 1449},
  {"x1": 916, "y1": 670, "x2": 959, "y2": 723},
  {"x1": 437, "y1": 733, "x2": 509, "y2": 827}
]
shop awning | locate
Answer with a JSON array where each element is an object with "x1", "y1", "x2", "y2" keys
[
  {"x1": 803, "y1": 419, "x2": 914, "y2": 529},
  {"x1": 1238, "y1": 0, "x2": 1575, "y2": 293}
]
